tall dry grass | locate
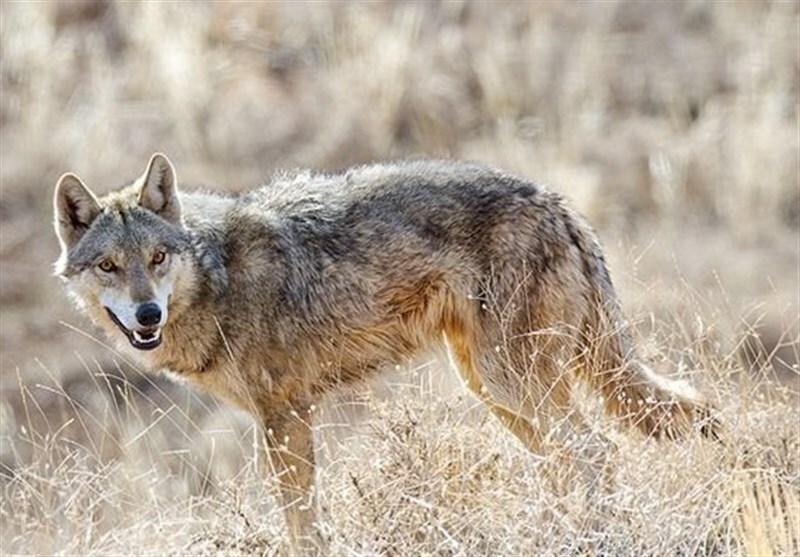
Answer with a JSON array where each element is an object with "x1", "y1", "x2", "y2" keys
[
  {"x1": 0, "y1": 1, "x2": 797, "y2": 555},
  {"x1": 1, "y1": 325, "x2": 798, "y2": 555}
]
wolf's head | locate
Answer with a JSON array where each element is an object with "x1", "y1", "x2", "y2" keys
[{"x1": 54, "y1": 153, "x2": 195, "y2": 352}]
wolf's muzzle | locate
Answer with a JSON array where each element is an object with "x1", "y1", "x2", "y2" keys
[{"x1": 105, "y1": 306, "x2": 163, "y2": 351}]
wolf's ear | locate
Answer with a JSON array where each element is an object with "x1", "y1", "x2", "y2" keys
[
  {"x1": 138, "y1": 153, "x2": 181, "y2": 224},
  {"x1": 54, "y1": 173, "x2": 101, "y2": 249}
]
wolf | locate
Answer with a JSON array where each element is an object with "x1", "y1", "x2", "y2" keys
[{"x1": 53, "y1": 153, "x2": 716, "y2": 553}]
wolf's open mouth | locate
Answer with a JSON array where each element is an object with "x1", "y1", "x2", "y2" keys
[{"x1": 105, "y1": 307, "x2": 163, "y2": 350}]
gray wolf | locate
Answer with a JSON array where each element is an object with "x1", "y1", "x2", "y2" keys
[{"x1": 53, "y1": 153, "x2": 717, "y2": 553}]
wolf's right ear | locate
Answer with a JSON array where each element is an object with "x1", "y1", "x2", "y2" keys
[
  {"x1": 54, "y1": 173, "x2": 101, "y2": 250},
  {"x1": 139, "y1": 153, "x2": 182, "y2": 225}
]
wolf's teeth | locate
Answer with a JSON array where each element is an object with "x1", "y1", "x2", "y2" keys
[{"x1": 133, "y1": 329, "x2": 161, "y2": 344}]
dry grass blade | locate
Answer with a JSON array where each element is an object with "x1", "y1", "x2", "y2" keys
[{"x1": 733, "y1": 470, "x2": 800, "y2": 557}]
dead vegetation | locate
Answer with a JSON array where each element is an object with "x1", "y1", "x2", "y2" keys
[{"x1": 0, "y1": 1, "x2": 797, "y2": 555}]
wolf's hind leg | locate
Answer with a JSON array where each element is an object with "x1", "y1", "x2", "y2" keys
[
  {"x1": 443, "y1": 328, "x2": 547, "y2": 452},
  {"x1": 445, "y1": 326, "x2": 614, "y2": 496}
]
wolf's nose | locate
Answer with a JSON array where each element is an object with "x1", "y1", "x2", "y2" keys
[{"x1": 136, "y1": 302, "x2": 162, "y2": 327}]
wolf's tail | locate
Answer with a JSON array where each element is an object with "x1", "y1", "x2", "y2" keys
[
  {"x1": 568, "y1": 224, "x2": 719, "y2": 440},
  {"x1": 577, "y1": 292, "x2": 718, "y2": 440}
]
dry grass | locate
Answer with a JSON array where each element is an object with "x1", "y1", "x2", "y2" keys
[
  {"x1": 0, "y1": 1, "x2": 798, "y2": 555},
  {"x1": 1, "y1": 332, "x2": 798, "y2": 556}
]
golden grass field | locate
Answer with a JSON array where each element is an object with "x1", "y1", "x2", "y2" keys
[{"x1": 0, "y1": 1, "x2": 798, "y2": 555}]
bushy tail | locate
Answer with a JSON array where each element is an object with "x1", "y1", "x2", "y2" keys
[{"x1": 576, "y1": 275, "x2": 719, "y2": 441}]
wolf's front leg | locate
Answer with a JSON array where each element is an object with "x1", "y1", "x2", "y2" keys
[{"x1": 264, "y1": 411, "x2": 327, "y2": 556}]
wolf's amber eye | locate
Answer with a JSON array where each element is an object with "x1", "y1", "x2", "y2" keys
[
  {"x1": 98, "y1": 259, "x2": 116, "y2": 273},
  {"x1": 152, "y1": 250, "x2": 167, "y2": 265}
]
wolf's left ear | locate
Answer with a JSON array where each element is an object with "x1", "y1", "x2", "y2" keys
[{"x1": 138, "y1": 153, "x2": 182, "y2": 224}]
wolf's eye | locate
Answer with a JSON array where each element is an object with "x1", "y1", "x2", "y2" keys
[
  {"x1": 152, "y1": 250, "x2": 167, "y2": 265},
  {"x1": 98, "y1": 259, "x2": 116, "y2": 273}
]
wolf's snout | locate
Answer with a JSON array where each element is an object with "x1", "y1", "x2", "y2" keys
[{"x1": 136, "y1": 302, "x2": 162, "y2": 327}]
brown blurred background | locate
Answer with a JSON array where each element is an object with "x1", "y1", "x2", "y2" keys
[{"x1": 1, "y1": 0, "x2": 798, "y2": 467}]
